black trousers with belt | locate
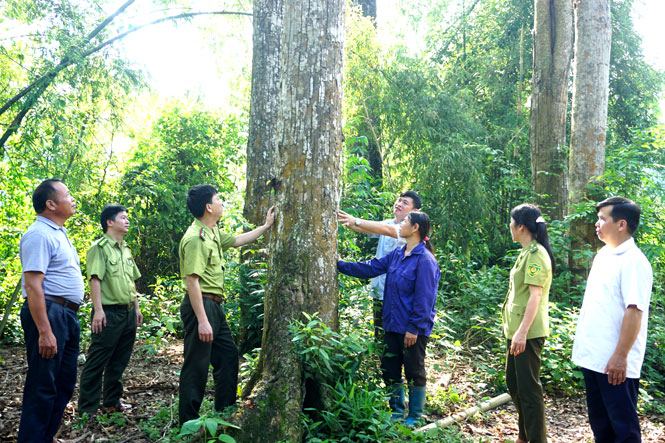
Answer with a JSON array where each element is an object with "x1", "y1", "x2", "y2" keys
[{"x1": 179, "y1": 295, "x2": 239, "y2": 424}]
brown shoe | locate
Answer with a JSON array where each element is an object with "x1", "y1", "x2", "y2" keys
[{"x1": 102, "y1": 402, "x2": 133, "y2": 413}]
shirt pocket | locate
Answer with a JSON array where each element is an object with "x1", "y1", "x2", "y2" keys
[
  {"x1": 507, "y1": 303, "x2": 526, "y2": 333},
  {"x1": 208, "y1": 251, "x2": 222, "y2": 267},
  {"x1": 108, "y1": 258, "x2": 121, "y2": 275},
  {"x1": 396, "y1": 270, "x2": 416, "y2": 296}
]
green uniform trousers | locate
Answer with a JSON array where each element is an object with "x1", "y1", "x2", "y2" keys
[
  {"x1": 78, "y1": 305, "x2": 137, "y2": 413},
  {"x1": 505, "y1": 337, "x2": 547, "y2": 443},
  {"x1": 179, "y1": 296, "x2": 238, "y2": 425}
]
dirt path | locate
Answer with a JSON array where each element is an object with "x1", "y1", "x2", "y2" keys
[{"x1": 1, "y1": 342, "x2": 663, "y2": 442}]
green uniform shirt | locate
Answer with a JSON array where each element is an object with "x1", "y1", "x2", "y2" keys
[
  {"x1": 502, "y1": 240, "x2": 552, "y2": 340},
  {"x1": 179, "y1": 219, "x2": 236, "y2": 295},
  {"x1": 87, "y1": 234, "x2": 141, "y2": 305}
]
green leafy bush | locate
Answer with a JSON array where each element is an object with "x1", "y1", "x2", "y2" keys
[{"x1": 291, "y1": 313, "x2": 401, "y2": 442}]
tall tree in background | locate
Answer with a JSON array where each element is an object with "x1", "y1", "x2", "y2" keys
[
  {"x1": 529, "y1": 0, "x2": 573, "y2": 220},
  {"x1": 353, "y1": 0, "x2": 376, "y2": 20},
  {"x1": 568, "y1": 0, "x2": 611, "y2": 270},
  {"x1": 239, "y1": 0, "x2": 284, "y2": 354},
  {"x1": 349, "y1": 0, "x2": 382, "y2": 183},
  {"x1": 236, "y1": 0, "x2": 345, "y2": 440}
]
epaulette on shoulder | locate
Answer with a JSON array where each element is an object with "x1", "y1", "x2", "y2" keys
[
  {"x1": 97, "y1": 237, "x2": 109, "y2": 248},
  {"x1": 528, "y1": 243, "x2": 539, "y2": 253},
  {"x1": 199, "y1": 228, "x2": 206, "y2": 241}
]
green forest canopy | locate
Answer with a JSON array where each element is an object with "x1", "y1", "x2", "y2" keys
[{"x1": 1, "y1": 0, "x2": 664, "y2": 432}]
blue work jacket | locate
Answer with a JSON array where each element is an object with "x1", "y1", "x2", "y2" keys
[{"x1": 338, "y1": 242, "x2": 440, "y2": 336}]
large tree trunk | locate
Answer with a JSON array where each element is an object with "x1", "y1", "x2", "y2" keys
[
  {"x1": 235, "y1": 0, "x2": 345, "y2": 441},
  {"x1": 568, "y1": 0, "x2": 611, "y2": 274},
  {"x1": 243, "y1": 0, "x2": 283, "y2": 226},
  {"x1": 529, "y1": 0, "x2": 573, "y2": 220},
  {"x1": 239, "y1": 0, "x2": 283, "y2": 355}
]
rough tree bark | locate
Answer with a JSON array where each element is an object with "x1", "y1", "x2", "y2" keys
[
  {"x1": 235, "y1": 0, "x2": 345, "y2": 441},
  {"x1": 243, "y1": 0, "x2": 283, "y2": 225},
  {"x1": 568, "y1": 0, "x2": 611, "y2": 273},
  {"x1": 529, "y1": 0, "x2": 573, "y2": 220},
  {"x1": 238, "y1": 0, "x2": 283, "y2": 355}
]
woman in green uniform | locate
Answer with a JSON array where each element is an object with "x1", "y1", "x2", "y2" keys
[{"x1": 502, "y1": 204, "x2": 554, "y2": 443}]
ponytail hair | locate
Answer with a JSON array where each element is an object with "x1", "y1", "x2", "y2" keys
[
  {"x1": 510, "y1": 204, "x2": 556, "y2": 273},
  {"x1": 407, "y1": 211, "x2": 435, "y2": 255}
]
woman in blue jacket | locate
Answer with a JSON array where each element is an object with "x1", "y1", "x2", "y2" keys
[{"x1": 338, "y1": 211, "x2": 440, "y2": 426}]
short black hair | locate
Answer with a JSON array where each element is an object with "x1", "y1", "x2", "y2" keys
[
  {"x1": 187, "y1": 184, "x2": 218, "y2": 218},
  {"x1": 100, "y1": 205, "x2": 127, "y2": 233},
  {"x1": 32, "y1": 179, "x2": 62, "y2": 213},
  {"x1": 595, "y1": 196, "x2": 641, "y2": 235},
  {"x1": 400, "y1": 190, "x2": 422, "y2": 209}
]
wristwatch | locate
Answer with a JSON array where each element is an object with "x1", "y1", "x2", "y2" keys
[{"x1": 354, "y1": 218, "x2": 362, "y2": 227}]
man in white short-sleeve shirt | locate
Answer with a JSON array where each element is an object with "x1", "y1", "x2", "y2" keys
[
  {"x1": 337, "y1": 191, "x2": 421, "y2": 339},
  {"x1": 572, "y1": 196, "x2": 653, "y2": 442}
]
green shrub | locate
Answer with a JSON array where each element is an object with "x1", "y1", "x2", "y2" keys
[{"x1": 291, "y1": 313, "x2": 401, "y2": 442}]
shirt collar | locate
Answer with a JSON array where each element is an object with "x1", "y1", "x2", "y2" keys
[
  {"x1": 404, "y1": 242, "x2": 426, "y2": 256},
  {"x1": 609, "y1": 237, "x2": 635, "y2": 255},
  {"x1": 37, "y1": 215, "x2": 65, "y2": 232},
  {"x1": 193, "y1": 218, "x2": 214, "y2": 236},
  {"x1": 104, "y1": 233, "x2": 121, "y2": 248}
]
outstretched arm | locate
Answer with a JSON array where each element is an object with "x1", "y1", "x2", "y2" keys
[
  {"x1": 337, "y1": 210, "x2": 398, "y2": 238},
  {"x1": 233, "y1": 206, "x2": 275, "y2": 247},
  {"x1": 337, "y1": 253, "x2": 392, "y2": 279}
]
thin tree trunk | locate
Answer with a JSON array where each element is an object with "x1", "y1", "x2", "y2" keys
[
  {"x1": 235, "y1": 0, "x2": 345, "y2": 441},
  {"x1": 352, "y1": 0, "x2": 376, "y2": 20},
  {"x1": 0, "y1": 280, "x2": 21, "y2": 339},
  {"x1": 529, "y1": 0, "x2": 573, "y2": 220},
  {"x1": 568, "y1": 0, "x2": 611, "y2": 275},
  {"x1": 0, "y1": 8, "x2": 250, "y2": 155},
  {"x1": 350, "y1": 0, "x2": 381, "y2": 182}
]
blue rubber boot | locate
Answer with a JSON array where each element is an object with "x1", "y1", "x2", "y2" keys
[
  {"x1": 404, "y1": 385, "x2": 427, "y2": 427},
  {"x1": 388, "y1": 384, "x2": 405, "y2": 420}
]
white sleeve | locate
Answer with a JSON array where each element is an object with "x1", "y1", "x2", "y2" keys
[{"x1": 620, "y1": 254, "x2": 653, "y2": 311}]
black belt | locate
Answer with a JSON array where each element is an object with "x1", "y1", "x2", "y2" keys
[
  {"x1": 45, "y1": 295, "x2": 80, "y2": 312},
  {"x1": 102, "y1": 303, "x2": 133, "y2": 310}
]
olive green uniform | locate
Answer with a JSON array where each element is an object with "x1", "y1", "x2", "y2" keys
[
  {"x1": 79, "y1": 234, "x2": 141, "y2": 414},
  {"x1": 178, "y1": 219, "x2": 236, "y2": 424},
  {"x1": 502, "y1": 240, "x2": 551, "y2": 443}
]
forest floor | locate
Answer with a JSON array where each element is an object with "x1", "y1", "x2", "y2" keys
[{"x1": 1, "y1": 341, "x2": 663, "y2": 442}]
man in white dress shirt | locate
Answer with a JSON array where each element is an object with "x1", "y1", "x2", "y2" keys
[
  {"x1": 337, "y1": 191, "x2": 422, "y2": 339},
  {"x1": 572, "y1": 196, "x2": 652, "y2": 443}
]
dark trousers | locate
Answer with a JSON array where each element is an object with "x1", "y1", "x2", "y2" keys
[
  {"x1": 505, "y1": 337, "x2": 547, "y2": 443},
  {"x1": 18, "y1": 300, "x2": 80, "y2": 443},
  {"x1": 582, "y1": 367, "x2": 641, "y2": 443},
  {"x1": 78, "y1": 306, "x2": 137, "y2": 413},
  {"x1": 179, "y1": 296, "x2": 239, "y2": 424},
  {"x1": 381, "y1": 331, "x2": 428, "y2": 387},
  {"x1": 372, "y1": 298, "x2": 384, "y2": 342}
]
